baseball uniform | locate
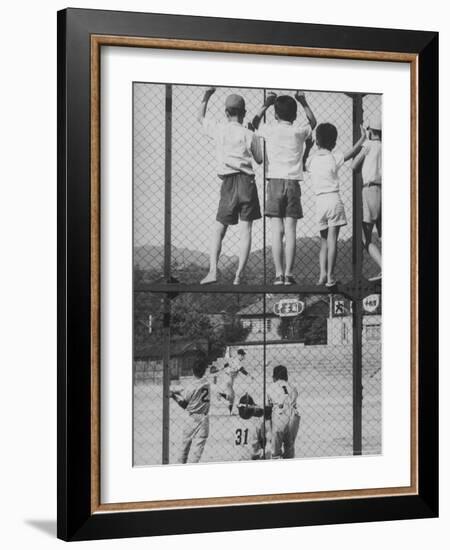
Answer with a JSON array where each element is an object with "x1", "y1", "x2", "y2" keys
[
  {"x1": 177, "y1": 376, "x2": 211, "y2": 464},
  {"x1": 267, "y1": 379, "x2": 300, "y2": 459},
  {"x1": 227, "y1": 416, "x2": 272, "y2": 461}
]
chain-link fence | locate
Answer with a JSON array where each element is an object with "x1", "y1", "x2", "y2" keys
[{"x1": 133, "y1": 82, "x2": 382, "y2": 466}]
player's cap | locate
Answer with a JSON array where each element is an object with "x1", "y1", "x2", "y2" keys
[
  {"x1": 238, "y1": 393, "x2": 255, "y2": 420},
  {"x1": 368, "y1": 114, "x2": 382, "y2": 131},
  {"x1": 273, "y1": 364, "x2": 288, "y2": 381},
  {"x1": 225, "y1": 94, "x2": 245, "y2": 111},
  {"x1": 237, "y1": 348, "x2": 246, "y2": 356}
]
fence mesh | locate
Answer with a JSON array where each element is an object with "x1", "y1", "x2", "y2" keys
[{"x1": 133, "y1": 82, "x2": 382, "y2": 466}]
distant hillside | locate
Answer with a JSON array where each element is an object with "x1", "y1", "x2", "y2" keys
[
  {"x1": 134, "y1": 236, "x2": 380, "y2": 284},
  {"x1": 134, "y1": 244, "x2": 236, "y2": 271}
]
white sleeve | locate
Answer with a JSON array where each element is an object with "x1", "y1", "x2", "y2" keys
[
  {"x1": 202, "y1": 118, "x2": 217, "y2": 139},
  {"x1": 256, "y1": 122, "x2": 270, "y2": 140},
  {"x1": 361, "y1": 140, "x2": 371, "y2": 156},
  {"x1": 296, "y1": 124, "x2": 312, "y2": 140},
  {"x1": 180, "y1": 385, "x2": 193, "y2": 403},
  {"x1": 333, "y1": 151, "x2": 345, "y2": 170},
  {"x1": 250, "y1": 133, "x2": 263, "y2": 164}
]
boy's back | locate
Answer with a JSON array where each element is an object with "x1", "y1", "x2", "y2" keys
[
  {"x1": 258, "y1": 121, "x2": 311, "y2": 180},
  {"x1": 203, "y1": 119, "x2": 262, "y2": 176},
  {"x1": 227, "y1": 415, "x2": 269, "y2": 461},
  {"x1": 361, "y1": 139, "x2": 382, "y2": 184},
  {"x1": 306, "y1": 149, "x2": 345, "y2": 195},
  {"x1": 267, "y1": 379, "x2": 299, "y2": 420},
  {"x1": 181, "y1": 376, "x2": 210, "y2": 415}
]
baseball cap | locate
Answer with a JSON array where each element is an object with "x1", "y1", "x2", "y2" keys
[
  {"x1": 225, "y1": 94, "x2": 245, "y2": 111},
  {"x1": 368, "y1": 114, "x2": 382, "y2": 131}
]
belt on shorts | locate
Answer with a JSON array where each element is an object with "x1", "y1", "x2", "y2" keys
[{"x1": 363, "y1": 182, "x2": 382, "y2": 187}]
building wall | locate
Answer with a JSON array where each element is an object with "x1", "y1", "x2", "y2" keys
[
  {"x1": 327, "y1": 315, "x2": 381, "y2": 346},
  {"x1": 242, "y1": 314, "x2": 381, "y2": 346},
  {"x1": 242, "y1": 316, "x2": 281, "y2": 341},
  {"x1": 228, "y1": 341, "x2": 380, "y2": 374}
]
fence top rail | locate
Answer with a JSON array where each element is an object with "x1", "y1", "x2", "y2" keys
[{"x1": 133, "y1": 282, "x2": 381, "y2": 297}]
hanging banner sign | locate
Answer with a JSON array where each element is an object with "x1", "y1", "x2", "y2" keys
[
  {"x1": 333, "y1": 297, "x2": 352, "y2": 316},
  {"x1": 363, "y1": 294, "x2": 381, "y2": 313},
  {"x1": 273, "y1": 299, "x2": 305, "y2": 317}
]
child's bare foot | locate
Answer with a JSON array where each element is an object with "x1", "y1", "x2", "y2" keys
[
  {"x1": 317, "y1": 274, "x2": 327, "y2": 285},
  {"x1": 233, "y1": 273, "x2": 242, "y2": 285},
  {"x1": 325, "y1": 278, "x2": 338, "y2": 288},
  {"x1": 200, "y1": 272, "x2": 217, "y2": 285}
]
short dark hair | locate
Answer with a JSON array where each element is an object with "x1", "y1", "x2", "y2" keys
[
  {"x1": 192, "y1": 359, "x2": 207, "y2": 379},
  {"x1": 274, "y1": 95, "x2": 297, "y2": 122},
  {"x1": 237, "y1": 348, "x2": 246, "y2": 356},
  {"x1": 316, "y1": 123, "x2": 338, "y2": 151},
  {"x1": 273, "y1": 364, "x2": 288, "y2": 382},
  {"x1": 225, "y1": 106, "x2": 246, "y2": 119}
]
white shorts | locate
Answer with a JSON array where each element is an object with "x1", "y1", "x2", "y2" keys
[
  {"x1": 316, "y1": 192, "x2": 347, "y2": 231},
  {"x1": 362, "y1": 184, "x2": 381, "y2": 224}
]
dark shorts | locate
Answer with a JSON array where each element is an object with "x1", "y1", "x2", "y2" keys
[
  {"x1": 265, "y1": 179, "x2": 303, "y2": 219},
  {"x1": 216, "y1": 173, "x2": 261, "y2": 226}
]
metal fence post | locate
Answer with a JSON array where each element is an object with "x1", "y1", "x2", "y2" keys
[
  {"x1": 351, "y1": 93, "x2": 364, "y2": 455},
  {"x1": 162, "y1": 84, "x2": 172, "y2": 464}
]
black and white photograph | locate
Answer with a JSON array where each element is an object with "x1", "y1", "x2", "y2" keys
[
  {"x1": 133, "y1": 83, "x2": 382, "y2": 466},
  {"x1": 0, "y1": 0, "x2": 443, "y2": 546}
]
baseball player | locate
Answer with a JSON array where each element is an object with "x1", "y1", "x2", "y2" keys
[
  {"x1": 266, "y1": 365, "x2": 300, "y2": 459},
  {"x1": 170, "y1": 359, "x2": 210, "y2": 464},
  {"x1": 231, "y1": 393, "x2": 272, "y2": 461},
  {"x1": 217, "y1": 348, "x2": 249, "y2": 414}
]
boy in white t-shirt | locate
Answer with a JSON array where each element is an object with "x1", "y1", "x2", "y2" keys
[
  {"x1": 305, "y1": 123, "x2": 366, "y2": 286},
  {"x1": 352, "y1": 115, "x2": 382, "y2": 281},
  {"x1": 252, "y1": 92, "x2": 317, "y2": 285},
  {"x1": 199, "y1": 88, "x2": 263, "y2": 286}
]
